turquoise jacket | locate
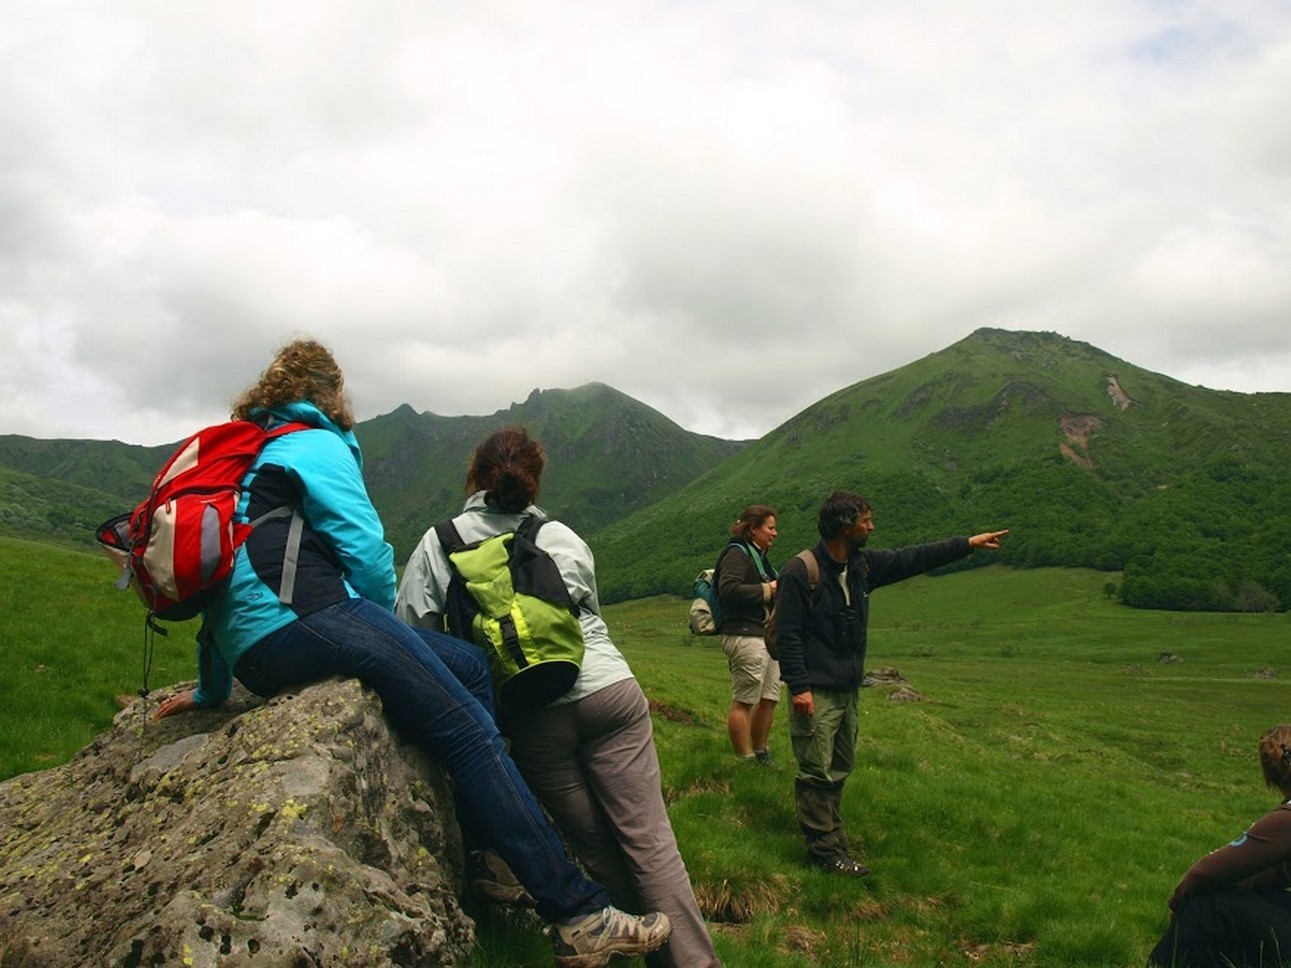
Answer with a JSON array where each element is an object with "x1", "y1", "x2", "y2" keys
[{"x1": 193, "y1": 401, "x2": 395, "y2": 705}]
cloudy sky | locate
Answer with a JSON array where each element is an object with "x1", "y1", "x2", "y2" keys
[{"x1": 3, "y1": 1, "x2": 1289, "y2": 446}]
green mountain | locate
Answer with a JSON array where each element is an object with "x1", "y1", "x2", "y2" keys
[
  {"x1": 589, "y1": 328, "x2": 1291, "y2": 611},
  {"x1": 0, "y1": 383, "x2": 746, "y2": 560},
  {"x1": 0, "y1": 438, "x2": 173, "y2": 550},
  {"x1": 3, "y1": 330, "x2": 1288, "y2": 612},
  {"x1": 0, "y1": 464, "x2": 133, "y2": 550},
  {"x1": 356, "y1": 383, "x2": 747, "y2": 556}
]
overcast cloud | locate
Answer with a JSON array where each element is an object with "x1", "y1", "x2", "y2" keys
[{"x1": 2, "y1": 1, "x2": 1289, "y2": 445}]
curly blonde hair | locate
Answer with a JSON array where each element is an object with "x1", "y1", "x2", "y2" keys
[
  {"x1": 231, "y1": 338, "x2": 354, "y2": 430},
  {"x1": 1258, "y1": 725, "x2": 1291, "y2": 797}
]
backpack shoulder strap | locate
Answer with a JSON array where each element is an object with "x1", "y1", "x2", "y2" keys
[
  {"x1": 797, "y1": 549, "x2": 820, "y2": 589},
  {"x1": 516, "y1": 514, "x2": 545, "y2": 542},
  {"x1": 783, "y1": 549, "x2": 820, "y2": 598},
  {"x1": 265, "y1": 422, "x2": 311, "y2": 443},
  {"x1": 737, "y1": 540, "x2": 772, "y2": 581},
  {"x1": 714, "y1": 539, "x2": 745, "y2": 574},
  {"x1": 514, "y1": 515, "x2": 581, "y2": 616},
  {"x1": 434, "y1": 518, "x2": 467, "y2": 555},
  {"x1": 249, "y1": 411, "x2": 311, "y2": 438}
]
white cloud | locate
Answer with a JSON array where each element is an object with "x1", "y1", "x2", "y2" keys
[{"x1": 1, "y1": 0, "x2": 1289, "y2": 445}]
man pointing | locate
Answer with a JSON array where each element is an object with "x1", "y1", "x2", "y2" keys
[{"x1": 774, "y1": 489, "x2": 1007, "y2": 875}]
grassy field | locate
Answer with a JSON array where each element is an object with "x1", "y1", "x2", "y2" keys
[{"x1": 3, "y1": 536, "x2": 1289, "y2": 966}]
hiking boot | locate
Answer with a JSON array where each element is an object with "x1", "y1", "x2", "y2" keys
[
  {"x1": 753, "y1": 749, "x2": 778, "y2": 768},
  {"x1": 552, "y1": 905, "x2": 672, "y2": 967},
  {"x1": 469, "y1": 850, "x2": 535, "y2": 907},
  {"x1": 807, "y1": 853, "x2": 870, "y2": 877}
]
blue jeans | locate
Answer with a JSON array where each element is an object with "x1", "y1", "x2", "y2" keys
[{"x1": 233, "y1": 597, "x2": 610, "y2": 922}]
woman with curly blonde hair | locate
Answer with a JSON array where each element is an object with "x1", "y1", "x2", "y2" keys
[
  {"x1": 157, "y1": 339, "x2": 670, "y2": 967},
  {"x1": 1147, "y1": 724, "x2": 1291, "y2": 967},
  {"x1": 230, "y1": 338, "x2": 353, "y2": 428}
]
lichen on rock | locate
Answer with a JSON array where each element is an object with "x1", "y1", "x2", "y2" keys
[{"x1": 0, "y1": 678, "x2": 475, "y2": 967}]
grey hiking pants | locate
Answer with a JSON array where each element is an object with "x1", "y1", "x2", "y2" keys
[{"x1": 508, "y1": 677, "x2": 722, "y2": 968}]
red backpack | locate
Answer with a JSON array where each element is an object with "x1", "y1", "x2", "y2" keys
[{"x1": 96, "y1": 418, "x2": 309, "y2": 622}]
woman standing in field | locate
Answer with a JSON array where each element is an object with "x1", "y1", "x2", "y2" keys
[
  {"x1": 153, "y1": 340, "x2": 670, "y2": 968},
  {"x1": 716, "y1": 505, "x2": 780, "y2": 765},
  {"x1": 396, "y1": 425, "x2": 722, "y2": 968},
  {"x1": 1147, "y1": 723, "x2": 1291, "y2": 967}
]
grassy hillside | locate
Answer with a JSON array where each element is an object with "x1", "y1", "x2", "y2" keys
[
  {"x1": 0, "y1": 536, "x2": 192, "y2": 778},
  {"x1": 0, "y1": 383, "x2": 744, "y2": 561},
  {"x1": 0, "y1": 435, "x2": 172, "y2": 498},
  {"x1": 7, "y1": 534, "x2": 1291, "y2": 966},
  {"x1": 359, "y1": 383, "x2": 746, "y2": 557},
  {"x1": 0, "y1": 465, "x2": 133, "y2": 551},
  {"x1": 3, "y1": 329, "x2": 1289, "y2": 611},
  {"x1": 589, "y1": 329, "x2": 1291, "y2": 610}
]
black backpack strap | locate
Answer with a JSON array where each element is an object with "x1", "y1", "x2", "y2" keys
[
  {"x1": 434, "y1": 518, "x2": 467, "y2": 554},
  {"x1": 432, "y1": 518, "x2": 471, "y2": 639},
  {"x1": 516, "y1": 514, "x2": 545, "y2": 542},
  {"x1": 513, "y1": 515, "x2": 579, "y2": 616}
]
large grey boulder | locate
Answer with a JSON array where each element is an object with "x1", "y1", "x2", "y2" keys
[{"x1": 0, "y1": 678, "x2": 476, "y2": 967}]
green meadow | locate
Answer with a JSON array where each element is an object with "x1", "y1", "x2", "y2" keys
[{"x1": 3, "y1": 535, "x2": 1288, "y2": 966}]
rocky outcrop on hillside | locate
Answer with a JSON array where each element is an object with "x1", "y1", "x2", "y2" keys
[
  {"x1": 0, "y1": 679, "x2": 475, "y2": 967},
  {"x1": 1106, "y1": 375, "x2": 1134, "y2": 411}
]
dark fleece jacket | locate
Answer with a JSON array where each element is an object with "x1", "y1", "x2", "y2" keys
[
  {"x1": 775, "y1": 536, "x2": 971, "y2": 694},
  {"x1": 716, "y1": 541, "x2": 776, "y2": 637}
]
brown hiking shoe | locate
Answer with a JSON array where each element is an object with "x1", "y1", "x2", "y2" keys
[{"x1": 552, "y1": 906, "x2": 671, "y2": 967}]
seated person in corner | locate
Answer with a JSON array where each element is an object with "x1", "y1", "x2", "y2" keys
[
  {"x1": 154, "y1": 339, "x2": 670, "y2": 968},
  {"x1": 1147, "y1": 723, "x2": 1291, "y2": 968}
]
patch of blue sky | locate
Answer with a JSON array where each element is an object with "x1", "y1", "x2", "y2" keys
[{"x1": 1128, "y1": 16, "x2": 1249, "y2": 68}]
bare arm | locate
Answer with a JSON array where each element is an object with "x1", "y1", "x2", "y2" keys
[{"x1": 153, "y1": 689, "x2": 199, "y2": 721}]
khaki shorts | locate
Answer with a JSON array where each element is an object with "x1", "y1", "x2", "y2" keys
[{"x1": 722, "y1": 634, "x2": 781, "y2": 705}]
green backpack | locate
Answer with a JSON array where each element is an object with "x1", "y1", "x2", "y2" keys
[{"x1": 434, "y1": 515, "x2": 584, "y2": 714}]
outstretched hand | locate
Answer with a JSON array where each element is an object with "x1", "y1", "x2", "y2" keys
[
  {"x1": 969, "y1": 529, "x2": 1009, "y2": 550},
  {"x1": 153, "y1": 689, "x2": 199, "y2": 721}
]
